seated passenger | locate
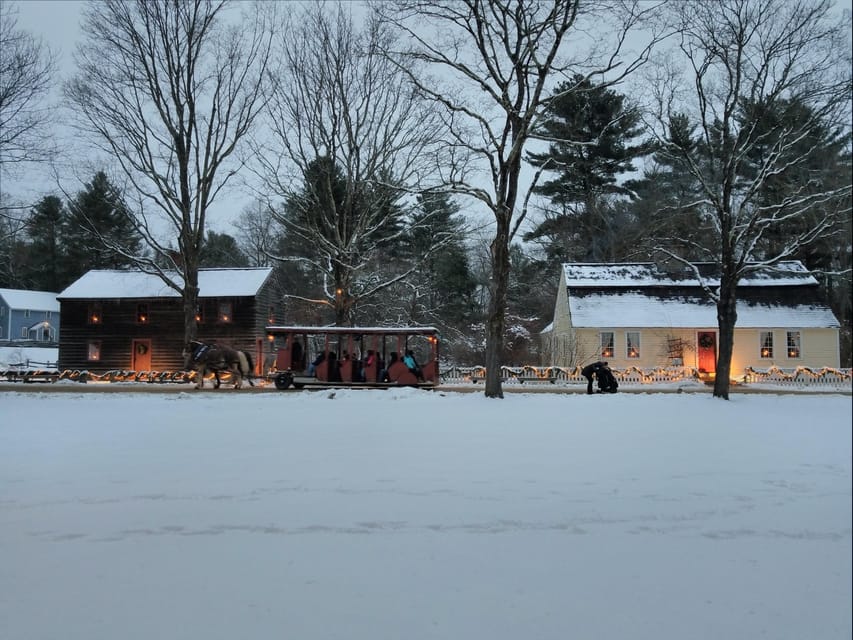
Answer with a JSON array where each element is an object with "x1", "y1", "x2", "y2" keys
[
  {"x1": 403, "y1": 349, "x2": 424, "y2": 381},
  {"x1": 379, "y1": 352, "x2": 398, "y2": 383},
  {"x1": 307, "y1": 351, "x2": 325, "y2": 376}
]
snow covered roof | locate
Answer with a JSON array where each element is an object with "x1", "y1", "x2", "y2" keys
[
  {"x1": 568, "y1": 292, "x2": 839, "y2": 329},
  {"x1": 561, "y1": 261, "x2": 837, "y2": 329},
  {"x1": 0, "y1": 288, "x2": 60, "y2": 312},
  {"x1": 562, "y1": 260, "x2": 818, "y2": 287},
  {"x1": 57, "y1": 268, "x2": 273, "y2": 300}
]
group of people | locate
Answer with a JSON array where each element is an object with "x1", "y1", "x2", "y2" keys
[
  {"x1": 298, "y1": 341, "x2": 424, "y2": 383},
  {"x1": 581, "y1": 360, "x2": 619, "y2": 394}
]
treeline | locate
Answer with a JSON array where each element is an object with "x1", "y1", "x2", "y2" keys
[
  {"x1": 1, "y1": 0, "x2": 850, "y2": 374},
  {"x1": 3, "y1": 71, "x2": 849, "y2": 364}
]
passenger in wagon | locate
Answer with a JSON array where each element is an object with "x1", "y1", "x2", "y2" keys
[
  {"x1": 403, "y1": 349, "x2": 424, "y2": 382},
  {"x1": 291, "y1": 339, "x2": 304, "y2": 371},
  {"x1": 379, "y1": 352, "x2": 398, "y2": 383},
  {"x1": 307, "y1": 351, "x2": 325, "y2": 376}
]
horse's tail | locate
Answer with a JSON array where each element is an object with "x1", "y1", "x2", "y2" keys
[{"x1": 239, "y1": 350, "x2": 255, "y2": 386}]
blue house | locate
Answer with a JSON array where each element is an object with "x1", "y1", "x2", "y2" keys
[{"x1": 0, "y1": 288, "x2": 61, "y2": 343}]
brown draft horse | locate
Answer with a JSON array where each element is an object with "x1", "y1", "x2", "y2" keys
[{"x1": 183, "y1": 340, "x2": 254, "y2": 389}]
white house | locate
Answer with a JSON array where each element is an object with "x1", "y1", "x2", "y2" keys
[{"x1": 546, "y1": 261, "x2": 840, "y2": 378}]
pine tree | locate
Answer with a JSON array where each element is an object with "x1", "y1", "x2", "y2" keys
[
  {"x1": 23, "y1": 195, "x2": 66, "y2": 291},
  {"x1": 64, "y1": 171, "x2": 144, "y2": 283},
  {"x1": 199, "y1": 231, "x2": 249, "y2": 268},
  {"x1": 525, "y1": 75, "x2": 651, "y2": 262},
  {"x1": 403, "y1": 191, "x2": 476, "y2": 328}
]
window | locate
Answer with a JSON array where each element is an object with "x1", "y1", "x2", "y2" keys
[
  {"x1": 760, "y1": 331, "x2": 773, "y2": 358},
  {"x1": 87, "y1": 341, "x2": 102, "y2": 361},
  {"x1": 217, "y1": 300, "x2": 233, "y2": 323},
  {"x1": 136, "y1": 303, "x2": 149, "y2": 324},
  {"x1": 268, "y1": 306, "x2": 276, "y2": 324},
  {"x1": 0, "y1": 306, "x2": 5, "y2": 316},
  {"x1": 24, "y1": 309, "x2": 31, "y2": 318},
  {"x1": 599, "y1": 332, "x2": 614, "y2": 358},
  {"x1": 88, "y1": 303, "x2": 102, "y2": 325},
  {"x1": 21, "y1": 326, "x2": 28, "y2": 338},
  {"x1": 786, "y1": 331, "x2": 801, "y2": 358},
  {"x1": 626, "y1": 332, "x2": 640, "y2": 358},
  {"x1": 195, "y1": 304, "x2": 204, "y2": 324}
]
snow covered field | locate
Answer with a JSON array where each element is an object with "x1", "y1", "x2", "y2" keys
[{"x1": 1, "y1": 389, "x2": 850, "y2": 639}]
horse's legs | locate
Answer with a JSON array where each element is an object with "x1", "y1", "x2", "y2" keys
[{"x1": 196, "y1": 365, "x2": 205, "y2": 389}]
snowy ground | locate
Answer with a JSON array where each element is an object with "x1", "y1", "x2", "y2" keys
[
  {"x1": 1, "y1": 389, "x2": 850, "y2": 640},
  {"x1": 0, "y1": 345, "x2": 58, "y2": 369}
]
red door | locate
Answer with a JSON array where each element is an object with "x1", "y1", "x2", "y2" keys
[
  {"x1": 697, "y1": 332, "x2": 716, "y2": 373},
  {"x1": 132, "y1": 339, "x2": 152, "y2": 371}
]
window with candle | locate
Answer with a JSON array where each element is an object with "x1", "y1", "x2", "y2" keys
[
  {"x1": 786, "y1": 331, "x2": 801, "y2": 358},
  {"x1": 599, "y1": 332, "x2": 614, "y2": 358},
  {"x1": 760, "y1": 331, "x2": 773, "y2": 358}
]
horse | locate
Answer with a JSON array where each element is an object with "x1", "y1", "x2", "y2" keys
[{"x1": 183, "y1": 340, "x2": 254, "y2": 389}]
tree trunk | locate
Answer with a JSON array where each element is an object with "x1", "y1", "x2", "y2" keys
[
  {"x1": 713, "y1": 280, "x2": 738, "y2": 400},
  {"x1": 183, "y1": 276, "x2": 199, "y2": 348},
  {"x1": 484, "y1": 218, "x2": 511, "y2": 398}
]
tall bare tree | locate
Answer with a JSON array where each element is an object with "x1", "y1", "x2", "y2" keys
[
  {"x1": 377, "y1": 0, "x2": 664, "y2": 397},
  {"x1": 645, "y1": 0, "x2": 852, "y2": 399},
  {"x1": 65, "y1": 0, "x2": 274, "y2": 345},
  {"x1": 0, "y1": 1, "x2": 56, "y2": 222},
  {"x1": 253, "y1": 3, "x2": 449, "y2": 326}
]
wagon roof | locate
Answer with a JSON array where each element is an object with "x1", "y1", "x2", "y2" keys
[{"x1": 57, "y1": 268, "x2": 273, "y2": 300}]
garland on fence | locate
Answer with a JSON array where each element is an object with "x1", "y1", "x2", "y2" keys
[{"x1": 743, "y1": 365, "x2": 851, "y2": 383}]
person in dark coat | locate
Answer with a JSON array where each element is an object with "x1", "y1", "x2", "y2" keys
[
  {"x1": 291, "y1": 339, "x2": 304, "y2": 371},
  {"x1": 581, "y1": 361, "x2": 607, "y2": 395},
  {"x1": 596, "y1": 363, "x2": 619, "y2": 393}
]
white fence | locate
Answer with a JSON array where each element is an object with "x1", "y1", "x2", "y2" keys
[
  {"x1": 440, "y1": 364, "x2": 852, "y2": 391},
  {"x1": 742, "y1": 366, "x2": 852, "y2": 390}
]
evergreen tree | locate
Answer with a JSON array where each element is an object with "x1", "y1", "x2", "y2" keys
[
  {"x1": 629, "y1": 113, "x2": 713, "y2": 262},
  {"x1": 199, "y1": 231, "x2": 249, "y2": 268},
  {"x1": 273, "y1": 155, "x2": 410, "y2": 325},
  {"x1": 64, "y1": 171, "x2": 144, "y2": 283},
  {"x1": 525, "y1": 75, "x2": 650, "y2": 262},
  {"x1": 23, "y1": 195, "x2": 65, "y2": 291},
  {"x1": 402, "y1": 191, "x2": 476, "y2": 328}
]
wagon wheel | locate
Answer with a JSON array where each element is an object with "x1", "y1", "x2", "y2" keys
[{"x1": 274, "y1": 371, "x2": 293, "y2": 390}]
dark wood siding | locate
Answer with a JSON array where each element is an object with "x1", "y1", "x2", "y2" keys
[{"x1": 58, "y1": 281, "x2": 281, "y2": 374}]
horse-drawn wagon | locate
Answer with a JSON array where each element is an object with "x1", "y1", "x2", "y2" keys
[{"x1": 265, "y1": 325, "x2": 440, "y2": 390}]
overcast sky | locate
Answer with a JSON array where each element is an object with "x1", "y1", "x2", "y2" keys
[
  {"x1": 6, "y1": 0, "x2": 852, "y2": 241},
  {"x1": 7, "y1": 0, "x2": 252, "y2": 236}
]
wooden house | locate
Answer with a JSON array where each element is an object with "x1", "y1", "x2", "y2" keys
[
  {"x1": 56, "y1": 268, "x2": 277, "y2": 374},
  {"x1": 0, "y1": 288, "x2": 60, "y2": 343},
  {"x1": 545, "y1": 261, "x2": 840, "y2": 378}
]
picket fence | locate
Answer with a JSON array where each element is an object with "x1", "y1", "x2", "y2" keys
[{"x1": 440, "y1": 364, "x2": 852, "y2": 390}]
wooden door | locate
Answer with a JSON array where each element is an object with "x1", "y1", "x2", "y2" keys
[
  {"x1": 697, "y1": 332, "x2": 716, "y2": 373},
  {"x1": 132, "y1": 339, "x2": 152, "y2": 371}
]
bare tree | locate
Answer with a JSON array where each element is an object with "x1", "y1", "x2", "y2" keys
[
  {"x1": 235, "y1": 199, "x2": 277, "y2": 268},
  {"x1": 377, "y1": 0, "x2": 664, "y2": 397},
  {"x1": 65, "y1": 0, "x2": 274, "y2": 345},
  {"x1": 253, "y1": 3, "x2": 450, "y2": 326},
  {"x1": 645, "y1": 0, "x2": 852, "y2": 399},
  {"x1": 0, "y1": 1, "x2": 56, "y2": 222}
]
